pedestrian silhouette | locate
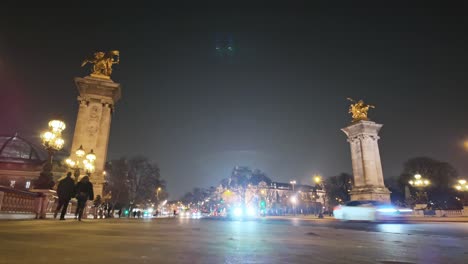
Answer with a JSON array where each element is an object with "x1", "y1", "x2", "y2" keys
[
  {"x1": 54, "y1": 172, "x2": 76, "y2": 220},
  {"x1": 75, "y1": 175, "x2": 94, "y2": 221}
]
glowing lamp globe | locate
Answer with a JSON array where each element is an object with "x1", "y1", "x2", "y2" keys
[
  {"x1": 76, "y1": 145, "x2": 85, "y2": 157},
  {"x1": 86, "y1": 149, "x2": 96, "y2": 162},
  {"x1": 49, "y1": 119, "x2": 66, "y2": 133}
]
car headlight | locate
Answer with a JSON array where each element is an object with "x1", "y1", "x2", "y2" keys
[
  {"x1": 398, "y1": 209, "x2": 412, "y2": 212},
  {"x1": 233, "y1": 207, "x2": 243, "y2": 217},
  {"x1": 377, "y1": 208, "x2": 397, "y2": 213}
]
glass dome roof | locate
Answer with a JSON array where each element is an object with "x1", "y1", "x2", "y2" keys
[{"x1": 0, "y1": 134, "x2": 46, "y2": 162}]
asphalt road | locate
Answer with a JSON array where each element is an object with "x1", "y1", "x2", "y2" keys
[{"x1": 0, "y1": 217, "x2": 467, "y2": 264}]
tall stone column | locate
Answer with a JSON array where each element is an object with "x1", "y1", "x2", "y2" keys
[
  {"x1": 70, "y1": 76, "x2": 121, "y2": 197},
  {"x1": 341, "y1": 120, "x2": 391, "y2": 202}
]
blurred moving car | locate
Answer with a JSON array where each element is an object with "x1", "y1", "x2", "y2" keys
[{"x1": 333, "y1": 200, "x2": 412, "y2": 222}]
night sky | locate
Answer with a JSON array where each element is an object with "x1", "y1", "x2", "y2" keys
[{"x1": 1, "y1": 5, "x2": 468, "y2": 198}]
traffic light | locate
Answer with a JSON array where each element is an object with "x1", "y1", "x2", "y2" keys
[{"x1": 260, "y1": 200, "x2": 266, "y2": 209}]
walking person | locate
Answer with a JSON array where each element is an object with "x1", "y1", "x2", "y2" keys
[
  {"x1": 75, "y1": 175, "x2": 94, "y2": 221},
  {"x1": 54, "y1": 172, "x2": 76, "y2": 220}
]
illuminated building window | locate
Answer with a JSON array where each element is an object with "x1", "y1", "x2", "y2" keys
[
  {"x1": 10, "y1": 180, "x2": 16, "y2": 188},
  {"x1": 25, "y1": 181, "x2": 31, "y2": 189}
]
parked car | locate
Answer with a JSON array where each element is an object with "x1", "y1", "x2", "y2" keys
[{"x1": 333, "y1": 200, "x2": 412, "y2": 222}]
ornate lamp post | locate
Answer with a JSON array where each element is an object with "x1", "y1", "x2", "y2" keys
[
  {"x1": 156, "y1": 187, "x2": 162, "y2": 201},
  {"x1": 454, "y1": 179, "x2": 468, "y2": 206},
  {"x1": 65, "y1": 145, "x2": 96, "y2": 181},
  {"x1": 289, "y1": 180, "x2": 296, "y2": 192},
  {"x1": 36, "y1": 119, "x2": 66, "y2": 189},
  {"x1": 313, "y1": 175, "x2": 327, "y2": 218},
  {"x1": 408, "y1": 174, "x2": 430, "y2": 205}
]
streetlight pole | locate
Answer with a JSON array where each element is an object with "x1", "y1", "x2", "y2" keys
[
  {"x1": 408, "y1": 173, "x2": 430, "y2": 207},
  {"x1": 65, "y1": 145, "x2": 96, "y2": 181},
  {"x1": 289, "y1": 180, "x2": 296, "y2": 215},
  {"x1": 156, "y1": 187, "x2": 162, "y2": 201},
  {"x1": 65, "y1": 145, "x2": 97, "y2": 219},
  {"x1": 37, "y1": 119, "x2": 66, "y2": 189},
  {"x1": 313, "y1": 175, "x2": 326, "y2": 218},
  {"x1": 290, "y1": 180, "x2": 296, "y2": 192},
  {"x1": 455, "y1": 179, "x2": 468, "y2": 208}
]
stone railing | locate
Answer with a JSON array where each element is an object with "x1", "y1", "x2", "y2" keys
[
  {"x1": 0, "y1": 186, "x2": 57, "y2": 219},
  {"x1": 413, "y1": 209, "x2": 468, "y2": 217}
]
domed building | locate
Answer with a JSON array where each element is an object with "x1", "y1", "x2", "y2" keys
[{"x1": 0, "y1": 134, "x2": 68, "y2": 190}]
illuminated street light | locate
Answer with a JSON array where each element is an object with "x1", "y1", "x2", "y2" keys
[
  {"x1": 454, "y1": 179, "x2": 468, "y2": 206},
  {"x1": 66, "y1": 145, "x2": 97, "y2": 180},
  {"x1": 156, "y1": 187, "x2": 162, "y2": 201},
  {"x1": 314, "y1": 175, "x2": 322, "y2": 184},
  {"x1": 408, "y1": 173, "x2": 430, "y2": 204},
  {"x1": 408, "y1": 174, "x2": 430, "y2": 187},
  {"x1": 289, "y1": 180, "x2": 296, "y2": 192},
  {"x1": 37, "y1": 118, "x2": 66, "y2": 189},
  {"x1": 290, "y1": 195, "x2": 297, "y2": 216},
  {"x1": 41, "y1": 119, "x2": 66, "y2": 157}
]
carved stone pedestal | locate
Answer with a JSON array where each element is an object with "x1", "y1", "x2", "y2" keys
[
  {"x1": 70, "y1": 76, "x2": 121, "y2": 197},
  {"x1": 342, "y1": 120, "x2": 391, "y2": 202}
]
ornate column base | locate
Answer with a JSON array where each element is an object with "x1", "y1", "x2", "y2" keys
[{"x1": 350, "y1": 186, "x2": 391, "y2": 202}]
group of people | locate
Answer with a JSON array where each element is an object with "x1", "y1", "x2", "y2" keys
[{"x1": 54, "y1": 172, "x2": 94, "y2": 221}]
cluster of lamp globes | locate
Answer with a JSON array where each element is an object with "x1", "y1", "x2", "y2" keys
[
  {"x1": 40, "y1": 119, "x2": 66, "y2": 151},
  {"x1": 40, "y1": 119, "x2": 96, "y2": 174},
  {"x1": 65, "y1": 145, "x2": 96, "y2": 173},
  {"x1": 455, "y1": 179, "x2": 468, "y2": 191},
  {"x1": 408, "y1": 174, "x2": 430, "y2": 187}
]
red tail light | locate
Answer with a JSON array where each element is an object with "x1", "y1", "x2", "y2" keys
[{"x1": 333, "y1": 206, "x2": 341, "y2": 211}]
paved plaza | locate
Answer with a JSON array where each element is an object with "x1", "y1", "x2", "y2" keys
[{"x1": 1, "y1": 217, "x2": 467, "y2": 264}]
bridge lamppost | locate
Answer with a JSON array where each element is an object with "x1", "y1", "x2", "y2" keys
[
  {"x1": 409, "y1": 174, "x2": 430, "y2": 205},
  {"x1": 455, "y1": 179, "x2": 468, "y2": 206},
  {"x1": 65, "y1": 145, "x2": 96, "y2": 218},
  {"x1": 37, "y1": 119, "x2": 66, "y2": 189},
  {"x1": 65, "y1": 145, "x2": 96, "y2": 181}
]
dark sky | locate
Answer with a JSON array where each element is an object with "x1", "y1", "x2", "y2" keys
[{"x1": 1, "y1": 5, "x2": 468, "y2": 198}]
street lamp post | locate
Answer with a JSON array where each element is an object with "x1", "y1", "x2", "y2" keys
[
  {"x1": 37, "y1": 119, "x2": 66, "y2": 189},
  {"x1": 65, "y1": 145, "x2": 96, "y2": 181},
  {"x1": 65, "y1": 145, "x2": 96, "y2": 218},
  {"x1": 289, "y1": 180, "x2": 297, "y2": 215},
  {"x1": 313, "y1": 175, "x2": 326, "y2": 218},
  {"x1": 156, "y1": 187, "x2": 162, "y2": 201},
  {"x1": 290, "y1": 195, "x2": 297, "y2": 216},
  {"x1": 290, "y1": 180, "x2": 296, "y2": 192},
  {"x1": 454, "y1": 179, "x2": 468, "y2": 206},
  {"x1": 408, "y1": 174, "x2": 430, "y2": 206}
]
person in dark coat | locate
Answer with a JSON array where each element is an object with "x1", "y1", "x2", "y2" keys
[
  {"x1": 54, "y1": 172, "x2": 76, "y2": 220},
  {"x1": 75, "y1": 175, "x2": 94, "y2": 221}
]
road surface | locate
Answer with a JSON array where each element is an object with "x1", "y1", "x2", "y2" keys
[{"x1": 0, "y1": 217, "x2": 467, "y2": 264}]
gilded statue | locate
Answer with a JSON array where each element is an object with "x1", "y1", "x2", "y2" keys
[
  {"x1": 347, "y1": 98, "x2": 375, "y2": 122},
  {"x1": 81, "y1": 50, "x2": 120, "y2": 78}
]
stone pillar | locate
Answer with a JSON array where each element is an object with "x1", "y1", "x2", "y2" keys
[
  {"x1": 70, "y1": 76, "x2": 121, "y2": 197},
  {"x1": 341, "y1": 120, "x2": 391, "y2": 202}
]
